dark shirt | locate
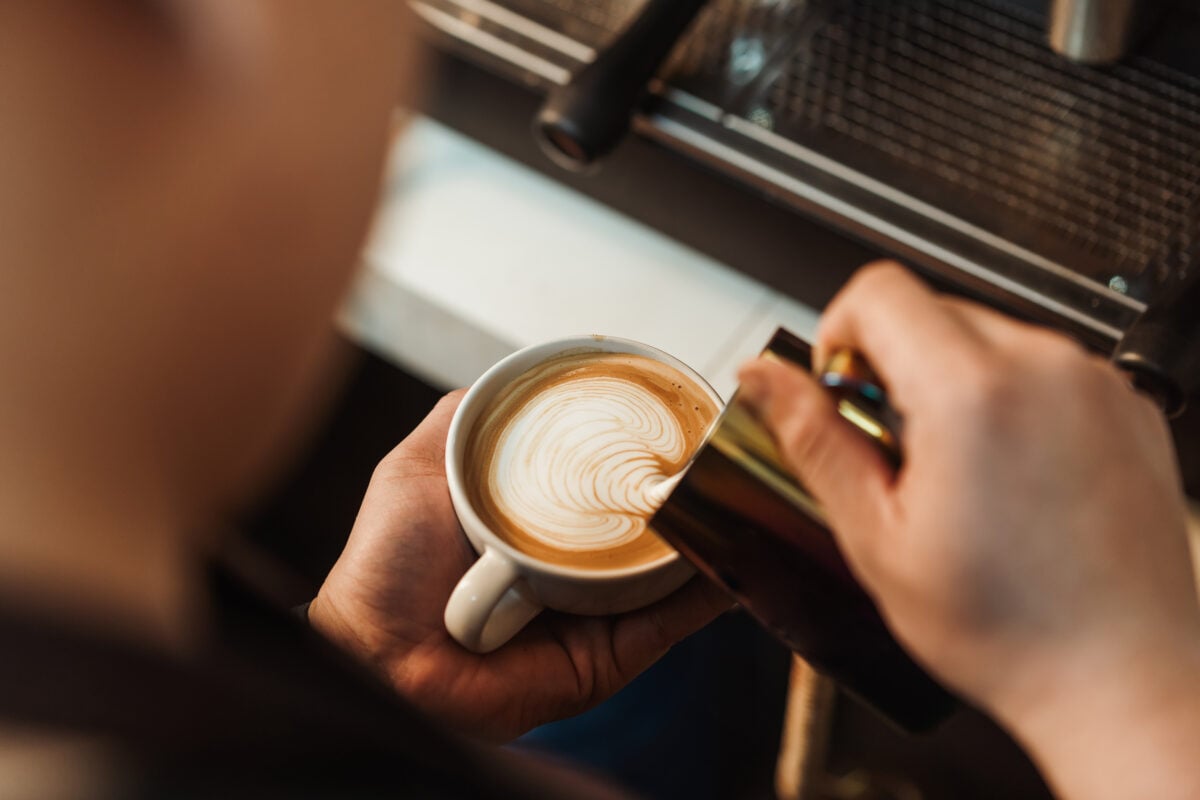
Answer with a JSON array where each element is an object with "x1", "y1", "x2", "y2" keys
[{"x1": 0, "y1": 564, "x2": 623, "y2": 799}]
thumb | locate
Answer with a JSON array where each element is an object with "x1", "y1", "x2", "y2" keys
[{"x1": 736, "y1": 357, "x2": 894, "y2": 541}]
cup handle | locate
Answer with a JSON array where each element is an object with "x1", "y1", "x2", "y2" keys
[{"x1": 444, "y1": 548, "x2": 543, "y2": 653}]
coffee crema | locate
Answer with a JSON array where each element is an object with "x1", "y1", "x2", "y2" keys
[{"x1": 465, "y1": 350, "x2": 718, "y2": 570}]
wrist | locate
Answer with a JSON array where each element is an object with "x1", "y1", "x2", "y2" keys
[
  {"x1": 993, "y1": 636, "x2": 1200, "y2": 799},
  {"x1": 994, "y1": 632, "x2": 1200, "y2": 727}
]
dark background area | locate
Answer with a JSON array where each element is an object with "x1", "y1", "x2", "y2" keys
[{"x1": 239, "y1": 343, "x2": 439, "y2": 599}]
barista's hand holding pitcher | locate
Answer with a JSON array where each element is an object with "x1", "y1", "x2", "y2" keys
[{"x1": 738, "y1": 261, "x2": 1200, "y2": 800}]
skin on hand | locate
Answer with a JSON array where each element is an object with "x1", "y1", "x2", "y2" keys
[
  {"x1": 737, "y1": 262, "x2": 1200, "y2": 800},
  {"x1": 309, "y1": 390, "x2": 732, "y2": 743}
]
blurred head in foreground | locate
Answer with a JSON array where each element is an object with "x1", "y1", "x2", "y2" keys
[{"x1": 0, "y1": 2, "x2": 413, "y2": 637}]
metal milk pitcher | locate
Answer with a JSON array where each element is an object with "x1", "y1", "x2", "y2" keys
[{"x1": 651, "y1": 328, "x2": 956, "y2": 731}]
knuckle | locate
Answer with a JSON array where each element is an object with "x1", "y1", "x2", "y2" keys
[
  {"x1": 856, "y1": 259, "x2": 908, "y2": 285},
  {"x1": 821, "y1": 262, "x2": 905, "y2": 327},
  {"x1": 839, "y1": 260, "x2": 906, "y2": 305}
]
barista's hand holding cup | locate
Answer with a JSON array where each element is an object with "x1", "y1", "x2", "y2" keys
[{"x1": 444, "y1": 336, "x2": 721, "y2": 652}]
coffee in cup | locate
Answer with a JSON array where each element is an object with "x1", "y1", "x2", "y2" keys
[
  {"x1": 444, "y1": 336, "x2": 721, "y2": 653},
  {"x1": 463, "y1": 350, "x2": 716, "y2": 571}
]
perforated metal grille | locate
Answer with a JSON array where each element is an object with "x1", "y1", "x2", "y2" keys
[
  {"x1": 659, "y1": 0, "x2": 1200, "y2": 304},
  {"x1": 437, "y1": 0, "x2": 1200, "y2": 310},
  {"x1": 756, "y1": 0, "x2": 1200, "y2": 302}
]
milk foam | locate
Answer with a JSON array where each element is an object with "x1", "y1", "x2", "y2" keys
[{"x1": 487, "y1": 374, "x2": 683, "y2": 552}]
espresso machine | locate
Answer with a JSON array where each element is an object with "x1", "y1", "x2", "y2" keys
[
  {"x1": 407, "y1": 0, "x2": 1200, "y2": 796},
  {"x1": 415, "y1": 0, "x2": 1200, "y2": 469}
]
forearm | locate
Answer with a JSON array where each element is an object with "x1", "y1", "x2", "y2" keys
[{"x1": 997, "y1": 641, "x2": 1200, "y2": 800}]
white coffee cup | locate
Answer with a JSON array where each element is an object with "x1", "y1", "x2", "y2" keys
[{"x1": 443, "y1": 335, "x2": 722, "y2": 653}]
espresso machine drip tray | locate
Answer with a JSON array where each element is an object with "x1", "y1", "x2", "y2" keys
[{"x1": 412, "y1": 0, "x2": 1200, "y2": 347}]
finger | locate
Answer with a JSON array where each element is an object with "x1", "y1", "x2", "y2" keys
[
  {"x1": 736, "y1": 356, "x2": 894, "y2": 537},
  {"x1": 376, "y1": 389, "x2": 467, "y2": 478},
  {"x1": 610, "y1": 575, "x2": 734, "y2": 673},
  {"x1": 816, "y1": 262, "x2": 988, "y2": 414}
]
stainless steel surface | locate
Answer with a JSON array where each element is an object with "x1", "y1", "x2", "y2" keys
[
  {"x1": 412, "y1": 0, "x2": 1200, "y2": 348},
  {"x1": 1047, "y1": 0, "x2": 1144, "y2": 62}
]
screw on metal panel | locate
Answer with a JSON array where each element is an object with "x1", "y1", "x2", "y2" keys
[
  {"x1": 1108, "y1": 275, "x2": 1129, "y2": 295},
  {"x1": 748, "y1": 107, "x2": 775, "y2": 129},
  {"x1": 729, "y1": 37, "x2": 766, "y2": 80}
]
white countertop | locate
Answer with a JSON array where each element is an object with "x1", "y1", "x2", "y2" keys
[{"x1": 340, "y1": 116, "x2": 819, "y2": 401}]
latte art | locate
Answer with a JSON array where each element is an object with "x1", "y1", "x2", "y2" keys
[
  {"x1": 466, "y1": 351, "x2": 718, "y2": 570},
  {"x1": 492, "y1": 376, "x2": 683, "y2": 550}
]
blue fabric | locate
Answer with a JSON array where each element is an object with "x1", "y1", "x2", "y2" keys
[{"x1": 515, "y1": 621, "x2": 727, "y2": 800}]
